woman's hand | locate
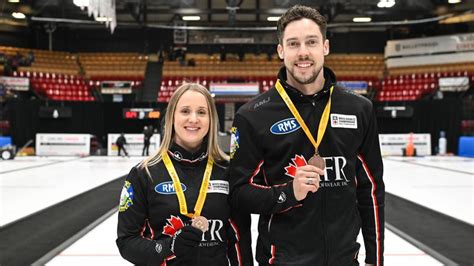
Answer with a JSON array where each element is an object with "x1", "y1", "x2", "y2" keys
[{"x1": 170, "y1": 226, "x2": 202, "y2": 257}]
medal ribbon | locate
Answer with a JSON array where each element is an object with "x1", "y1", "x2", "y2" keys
[
  {"x1": 162, "y1": 151, "x2": 214, "y2": 218},
  {"x1": 275, "y1": 79, "x2": 333, "y2": 154}
]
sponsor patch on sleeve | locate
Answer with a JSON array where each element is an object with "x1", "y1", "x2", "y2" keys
[
  {"x1": 207, "y1": 180, "x2": 229, "y2": 194},
  {"x1": 330, "y1": 114, "x2": 358, "y2": 129},
  {"x1": 119, "y1": 180, "x2": 134, "y2": 212},
  {"x1": 230, "y1": 127, "x2": 239, "y2": 159}
]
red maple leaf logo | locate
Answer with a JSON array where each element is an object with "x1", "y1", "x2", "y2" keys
[
  {"x1": 162, "y1": 215, "x2": 185, "y2": 237},
  {"x1": 284, "y1": 154, "x2": 308, "y2": 178}
]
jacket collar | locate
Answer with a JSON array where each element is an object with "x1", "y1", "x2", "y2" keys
[
  {"x1": 276, "y1": 66, "x2": 337, "y2": 102},
  {"x1": 168, "y1": 142, "x2": 208, "y2": 164}
]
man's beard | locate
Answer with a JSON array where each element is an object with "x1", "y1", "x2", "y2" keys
[{"x1": 287, "y1": 63, "x2": 323, "y2": 85}]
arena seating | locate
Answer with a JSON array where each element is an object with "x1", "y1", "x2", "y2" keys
[
  {"x1": 1, "y1": 46, "x2": 93, "y2": 101},
  {"x1": 79, "y1": 52, "x2": 147, "y2": 89},
  {"x1": 3, "y1": 46, "x2": 472, "y2": 103},
  {"x1": 159, "y1": 53, "x2": 281, "y2": 102},
  {"x1": 326, "y1": 53, "x2": 384, "y2": 79},
  {"x1": 158, "y1": 53, "x2": 385, "y2": 102},
  {"x1": 388, "y1": 62, "x2": 474, "y2": 76},
  {"x1": 376, "y1": 62, "x2": 474, "y2": 101},
  {"x1": 1, "y1": 46, "x2": 81, "y2": 76},
  {"x1": 10, "y1": 70, "x2": 95, "y2": 102},
  {"x1": 1, "y1": 47, "x2": 149, "y2": 102},
  {"x1": 377, "y1": 73, "x2": 438, "y2": 101},
  {"x1": 27, "y1": 72, "x2": 94, "y2": 102},
  {"x1": 326, "y1": 54, "x2": 384, "y2": 97}
]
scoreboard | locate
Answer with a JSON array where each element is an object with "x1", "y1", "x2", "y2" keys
[{"x1": 123, "y1": 108, "x2": 161, "y2": 119}]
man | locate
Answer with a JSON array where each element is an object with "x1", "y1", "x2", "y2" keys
[
  {"x1": 228, "y1": 5, "x2": 384, "y2": 266},
  {"x1": 142, "y1": 126, "x2": 153, "y2": 156},
  {"x1": 116, "y1": 133, "x2": 128, "y2": 157}
]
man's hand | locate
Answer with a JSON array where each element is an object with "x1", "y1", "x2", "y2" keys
[{"x1": 292, "y1": 164, "x2": 324, "y2": 201}]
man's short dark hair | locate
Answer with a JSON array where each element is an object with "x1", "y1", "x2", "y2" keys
[{"x1": 277, "y1": 5, "x2": 327, "y2": 44}]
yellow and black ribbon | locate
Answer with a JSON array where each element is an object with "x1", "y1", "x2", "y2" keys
[
  {"x1": 162, "y1": 151, "x2": 213, "y2": 218},
  {"x1": 275, "y1": 80, "x2": 333, "y2": 155}
]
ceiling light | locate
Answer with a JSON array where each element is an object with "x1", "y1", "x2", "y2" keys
[
  {"x1": 12, "y1": 12, "x2": 25, "y2": 19},
  {"x1": 95, "y1": 17, "x2": 111, "y2": 22},
  {"x1": 73, "y1": 0, "x2": 89, "y2": 7},
  {"x1": 385, "y1": 1, "x2": 396, "y2": 7},
  {"x1": 448, "y1": 0, "x2": 461, "y2": 3},
  {"x1": 353, "y1": 17, "x2": 372, "y2": 22},
  {"x1": 8, "y1": 0, "x2": 20, "y2": 3},
  {"x1": 267, "y1": 16, "x2": 280, "y2": 22},
  {"x1": 182, "y1": 16, "x2": 200, "y2": 21},
  {"x1": 377, "y1": 0, "x2": 396, "y2": 8}
]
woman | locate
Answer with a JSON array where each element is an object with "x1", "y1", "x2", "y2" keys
[{"x1": 116, "y1": 83, "x2": 252, "y2": 266}]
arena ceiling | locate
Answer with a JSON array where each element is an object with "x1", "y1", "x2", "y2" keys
[{"x1": 0, "y1": 0, "x2": 473, "y2": 30}]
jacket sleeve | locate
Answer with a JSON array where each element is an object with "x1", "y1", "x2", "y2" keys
[
  {"x1": 227, "y1": 208, "x2": 254, "y2": 266},
  {"x1": 355, "y1": 105, "x2": 385, "y2": 266},
  {"x1": 228, "y1": 113, "x2": 300, "y2": 215},
  {"x1": 116, "y1": 166, "x2": 174, "y2": 265}
]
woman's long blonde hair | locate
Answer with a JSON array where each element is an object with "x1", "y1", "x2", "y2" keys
[{"x1": 140, "y1": 83, "x2": 229, "y2": 176}]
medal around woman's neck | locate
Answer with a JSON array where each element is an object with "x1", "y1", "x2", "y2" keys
[
  {"x1": 191, "y1": 216, "x2": 209, "y2": 232},
  {"x1": 162, "y1": 151, "x2": 214, "y2": 219},
  {"x1": 275, "y1": 80, "x2": 333, "y2": 169}
]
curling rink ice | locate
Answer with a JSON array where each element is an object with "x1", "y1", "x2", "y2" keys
[{"x1": 1, "y1": 155, "x2": 472, "y2": 265}]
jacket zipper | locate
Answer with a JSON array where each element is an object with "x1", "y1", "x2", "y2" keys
[
  {"x1": 267, "y1": 214, "x2": 274, "y2": 233},
  {"x1": 322, "y1": 189, "x2": 329, "y2": 265},
  {"x1": 314, "y1": 92, "x2": 329, "y2": 265},
  {"x1": 268, "y1": 214, "x2": 274, "y2": 262}
]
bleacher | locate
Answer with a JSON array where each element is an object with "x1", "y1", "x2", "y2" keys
[
  {"x1": 2, "y1": 46, "x2": 472, "y2": 104},
  {"x1": 159, "y1": 53, "x2": 385, "y2": 102},
  {"x1": 378, "y1": 73, "x2": 438, "y2": 102},
  {"x1": 0, "y1": 46, "x2": 81, "y2": 76},
  {"x1": 79, "y1": 52, "x2": 147, "y2": 89},
  {"x1": 26, "y1": 72, "x2": 94, "y2": 102},
  {"x1": 159, "y1": 53, "x2": 281, "y2": 102},
  {"x1": 376, "y1": 63, "x2": 474, "y2": 102},
  {"x1": 326, "y1": 53, "x2": 384, "y2": 86},
  {"x1": 387, "y1": 62, "x2": 474, "y2": 76},
  {"x1": 0, "y1": 47, "x2": 150, "y2": 102},
  {"x1": 0, "y1": 46, "x2": 92, "y2": 101}
]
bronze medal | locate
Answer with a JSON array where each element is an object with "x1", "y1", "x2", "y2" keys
[
  {"x1": 191, "y1": 216, "x2": 209, "y2": 232},
  {"x1": 308, "y1": 153, "x2": 325, "y2": 169}
]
